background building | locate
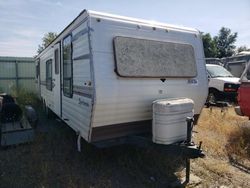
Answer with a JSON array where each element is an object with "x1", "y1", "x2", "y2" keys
[{"x1": 0, "y1": 56, "x2": 36, "y2": 94}]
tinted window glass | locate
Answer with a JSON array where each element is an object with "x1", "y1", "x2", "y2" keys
[
  {"x1": 54, "y1": 49, "x2": 59, "y2": 74},
  {"x1": 206, "y1": 65, "x2": 233, "y2": 78},
  {"x1": 46, "y1": 59, "x2": 52, "y2": 91}
]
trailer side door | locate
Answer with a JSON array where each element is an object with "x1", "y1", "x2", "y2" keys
[{"x1": 53, "y1": 42, "x2": 61, "y2": 117}]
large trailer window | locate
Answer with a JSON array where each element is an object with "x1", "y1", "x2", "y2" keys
[
  {"x1": 46, "y1": 59, "x2": 52, "y2": 91},
  {"x1": 113, "y1": 36, "x2": 197, "y2": 78},
  {"x1": 63, "y1": 35, "x2": 73, "y2": 98}
]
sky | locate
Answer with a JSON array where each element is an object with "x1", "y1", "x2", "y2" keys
[{"x1": 0, "y1": 0, "x2": 249, "y2": 57}]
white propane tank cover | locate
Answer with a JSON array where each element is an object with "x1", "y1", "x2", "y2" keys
[{"x1": 152, "y1": 98, "x2": 194, "y2": 145}]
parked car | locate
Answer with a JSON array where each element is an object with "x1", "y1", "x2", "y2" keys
[
  {"x1": 206, "y1": 64, "x2": 240, "y2": 103},
  {"x1": 235, "y1": 61, "x2": 250, "y2": 118}
]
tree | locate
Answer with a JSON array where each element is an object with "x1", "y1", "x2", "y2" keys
[
  {"x1": 201, "y1": 33, "x2": 218, "y2": 57},
  {"x1": 236, "y1": 45, "x2": 250, "y2": 54},
  {"x1": 214, "y1": 27, "x2": 237, "y2": 58},
  {"x1": 37, "y1": 32, "x2": 57, "y2": 54}
]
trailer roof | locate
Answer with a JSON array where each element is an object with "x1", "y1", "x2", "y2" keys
[
  {"x1": 37, "y1": 9, "x2": 199, "y2": 57},
  {"x1": 87, "y1": 10, "x2": 199, "y2": 33}
]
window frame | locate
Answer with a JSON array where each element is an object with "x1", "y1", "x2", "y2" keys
[
  {"x1": 46, "y1": 59, "x2": 53, "y2": 91},
  {"x1": 62, "y1": 34, "x2": 73, "y2": 98}
]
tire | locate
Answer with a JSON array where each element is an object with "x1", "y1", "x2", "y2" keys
[
  {"x1": 44, "y1": 103, "x2": 52, "y2": 119},
  {"x1": 42, "y1": 99, "x2": 46, "y2": 112},
  {"x1": 206, "y1": 89, "x2": 219, "y2": 107},
  {"x1": 207, "y1": 92, "x2": 217, "y2": 104}
]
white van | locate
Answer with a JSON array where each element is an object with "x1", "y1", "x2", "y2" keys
[
  {"x1": 35, "y1": 10, "x2": 208, "y2": 144},
  {"x1": 206, "y1": 64, "x2": 240, "y2": 103}
]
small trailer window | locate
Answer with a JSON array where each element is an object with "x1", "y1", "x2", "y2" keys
[
  {"x1": 36, "y1": 59, "x2": 40, "y2": 79},
  {"x1": 113, "y1": 37, "x2": 197, "y2": 78},
  {"x1": 46, "y1": 59, "x2": 52, "y2": 91},
  {"x1": 63, "y1": 35, "x2": 73, "y2": 97},
  {"x1": 36, "y1": 65, "x2": 39, "y2": 79},
  {"x1": 54, "y1": 49, "x2": 59, "y2": 74}
]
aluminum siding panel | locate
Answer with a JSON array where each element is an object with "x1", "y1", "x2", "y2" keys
[{"x1": 90, "y1": 17, "x2": 208, "y2": 127}]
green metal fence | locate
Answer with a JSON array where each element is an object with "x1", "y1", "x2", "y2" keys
[{"x1": 0, "y1": 56, "x2": 36, "y2": 94}]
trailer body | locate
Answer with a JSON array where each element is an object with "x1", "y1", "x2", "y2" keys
[{"x1": 36, "y1": 10, "x2": 208, "y2": 143}]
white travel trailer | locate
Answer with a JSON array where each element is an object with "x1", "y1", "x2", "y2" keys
[{"x1": 36, "y1": 10, "x2": 208, "y2": 145}]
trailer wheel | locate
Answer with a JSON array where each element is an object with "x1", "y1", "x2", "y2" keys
[
  {"x1": 45, "y1": 104, "x2": 52, "y2": 119},
  {"x1": 42, "y1": 99, "x2": 46, "y2": 112}
]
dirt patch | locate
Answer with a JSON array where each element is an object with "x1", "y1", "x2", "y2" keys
[
  {"x1": 0, "y1": 108, "x2": 185, "y2": 188},
  {"x1": 0, "y1": 106, "x2": 250, "y2": 187}
]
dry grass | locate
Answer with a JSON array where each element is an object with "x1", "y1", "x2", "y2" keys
[
  {"x1": 196, "y1": 158, "x2": 231, "y2": 176},
  {"x1": 227, "y1": 123, "x2": 250, "y2": 158},
  {"x1": 190, "y1": 106, "x2": 250, "y2": 187},
  {"x1": 194, "y1": 107, "x2": 250, "y2": 159}
]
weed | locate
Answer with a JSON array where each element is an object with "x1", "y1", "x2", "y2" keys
[
  {"x1": 10, "y1": 87, "x2": 39, "y2": 108},
  {"x1": 227, "y1": 124, "x2": 250, "y2": 159},
  {"x1": 195, "y1": 107, "x2": 249, "y2": 159}
]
